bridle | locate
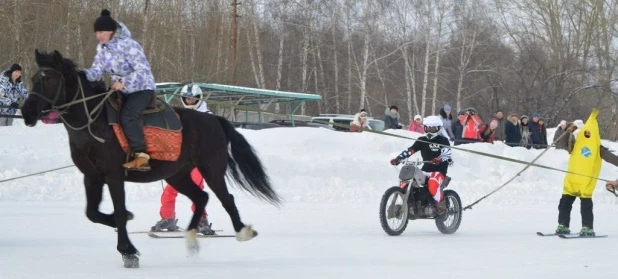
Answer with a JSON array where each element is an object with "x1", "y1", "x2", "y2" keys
[
  {"x1": 29, "y1": 66, "x2": 67, "y2": 110},
  {"x1": 29, "y1": 66, "x2": 116, "y2": 143}
]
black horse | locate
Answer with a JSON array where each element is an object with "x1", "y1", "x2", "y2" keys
[{"x1": 21, "y1": 50, "x2": 282, "y2": 268}]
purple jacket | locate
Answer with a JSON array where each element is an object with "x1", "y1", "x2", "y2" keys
[{"x1": 84, "y1": 22, "x2": 155, "y2": 94}]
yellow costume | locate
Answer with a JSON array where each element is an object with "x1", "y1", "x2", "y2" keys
[{"x1": 562, "y1": 109, "x2": 601, "y2": 198}]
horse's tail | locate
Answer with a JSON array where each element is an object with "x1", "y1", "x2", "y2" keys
[{"x1": 216, "y1": 116, "x2": 283, "y2": 208}]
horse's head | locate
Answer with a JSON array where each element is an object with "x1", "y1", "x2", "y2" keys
[{"x1": 22, "y1": 49, "x2": 81, "y2": 126}]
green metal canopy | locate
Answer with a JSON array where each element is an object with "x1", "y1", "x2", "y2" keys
[{"x1": 154, "y1": 82, "x2": 322, "y2": 125}]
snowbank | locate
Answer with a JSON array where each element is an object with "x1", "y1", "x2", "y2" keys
[{"x1": 1, "y1": 118, "x2": 618, "y2": 206}]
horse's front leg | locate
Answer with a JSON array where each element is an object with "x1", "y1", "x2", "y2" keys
[
  {"x1": 84, "y1": 175, "x2": 116, "y2": 227},
  {"x1": 106, "y1": 176, "x2": 139, "y2": 268}
]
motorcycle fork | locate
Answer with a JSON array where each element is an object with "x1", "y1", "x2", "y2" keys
[{"x1": 399, "y1": 180, "x2": 414, "y2": 206}]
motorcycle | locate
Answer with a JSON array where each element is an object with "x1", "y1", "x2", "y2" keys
[{"x1": 379, "y1": 158, "x2": 462, "y2": 236}]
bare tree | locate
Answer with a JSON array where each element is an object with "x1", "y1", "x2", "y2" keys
[{"x1": 0, "y1": 0, "x2": 615, "y2": 134}]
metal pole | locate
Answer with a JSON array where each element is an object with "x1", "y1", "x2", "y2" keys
[
  {"x1": 290, "y1": 101, "x2": 304, "y2": 127},
  {"x1": 258, "y1": 100, "x2": 264, "y2": 123}
]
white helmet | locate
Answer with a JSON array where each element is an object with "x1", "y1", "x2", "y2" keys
[
  {"x1": 180, "y1": 84, "x2": 203, "y2": 109},
  {"x1": 422, "y1": 115, "x2": 444, "y2": 140}
]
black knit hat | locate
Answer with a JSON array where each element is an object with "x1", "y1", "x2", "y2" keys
[
  {"x1": 4, "y1": 64, "x2": 22, "y2": 80},
  {"x1": 9, "y1": 64, "x2": 21, "y2": 72},
  {"x1": 93, "y1": 9, "x2": 117, "y2": 32}
]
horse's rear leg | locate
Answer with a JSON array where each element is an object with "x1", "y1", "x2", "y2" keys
[
  {"x1": 197, "y1": 163, "x2": 257, "y2": 242},
  {"x1": 106, "y1": 177, "x2": 139, "y2": 268},
  {"x1": 164, "y1": 170, "x2": 209, "y2": 254}
]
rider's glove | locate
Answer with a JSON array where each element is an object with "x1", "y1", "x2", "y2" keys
[
  {"x1": 390, "y1": 158, "x2": 400, "y2": 166},
  {"x1": 606, "y1": 182, "x2": 614, "y2": 191},
  {"x1": 447, "y1": 159, "x2": 454, "y2": 166},
  {"x1": 430, "y1": 157, "x2": 442, "y2": 165}
]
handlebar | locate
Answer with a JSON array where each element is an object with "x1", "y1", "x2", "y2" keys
[{"x1": 398, "y1": 158, "x2": 428, "y2": 167}]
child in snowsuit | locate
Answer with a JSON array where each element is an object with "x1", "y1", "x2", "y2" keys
[
  {"x1": 150, "y1": 84, "x2": 215, "y2": 235},
  {"x1": 408, "y1": 115, "x2": 424, "y2": 133},
  {"x1": 556, "y1": 109, "x2": 618, "y2": 236},
  {"x1": 390, "y1": 115, "x2": 453, "y2": 214}
]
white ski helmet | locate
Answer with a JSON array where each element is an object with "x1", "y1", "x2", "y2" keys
[{"x1": 180, "y1": 84, "x2": 203, "y2": 109}]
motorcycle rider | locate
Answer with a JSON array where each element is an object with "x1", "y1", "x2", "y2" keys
[{"x1": 390, "y1": 115, "x2": 453, "y2": 215}]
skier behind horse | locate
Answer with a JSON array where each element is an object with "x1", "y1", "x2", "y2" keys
[{"x1": 151, "y1": 84, "x2": 216, "y2": 235}]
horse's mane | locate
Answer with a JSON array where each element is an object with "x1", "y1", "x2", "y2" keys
[
  {"x1": 36, "y1": 50, "x2": 79, "y2": 74},
  {"x1": 36, "y1": 50, "x2": 107, "y2": 93}
]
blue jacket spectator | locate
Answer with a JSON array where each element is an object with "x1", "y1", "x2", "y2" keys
[{"x1": 0, "y1": 64, "x2": 28, "y2": 126}]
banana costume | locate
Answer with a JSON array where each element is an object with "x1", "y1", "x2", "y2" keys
[
  {"x1": 555, "y1": 108, "x2": 616, "y2": 236},
  {"x1": 562, "y1": 108, "x2": 601, "y2": 198}
]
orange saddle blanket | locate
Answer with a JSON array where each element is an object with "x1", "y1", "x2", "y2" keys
[
  {"x1": 106, "y1": 92, "x2": 183, "y2": 161},
  {"x1": 111, "y1": 125, "x2": 182, "y2": 161}
]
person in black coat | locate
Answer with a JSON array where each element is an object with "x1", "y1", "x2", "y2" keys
[
  {"x1": 504, "y1": 112, "x2": 522, "y2": 147},
  {"x1": 451, "y1": 110, "x2": 465, "y2": 145},
  {"x1": 529, "y1": 113, "x2": 543, "y2": 148}
]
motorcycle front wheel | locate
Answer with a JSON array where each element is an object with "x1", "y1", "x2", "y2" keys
[{"x1": 379, "y1": 186, "x2": 409, "y2": 236}]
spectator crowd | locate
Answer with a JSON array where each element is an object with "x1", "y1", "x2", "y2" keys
[{"x1": 351, "y1": 103, "x2": 576, "y2": 152}]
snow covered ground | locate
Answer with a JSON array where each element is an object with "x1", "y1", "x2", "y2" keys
[{"x1": 1, "y1": 118, "x2": 618, "y2": 278}]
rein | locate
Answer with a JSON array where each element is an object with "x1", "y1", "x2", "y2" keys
[
  {"x1": 30, "y1": 67, "x2": 116, "y2": 143},
  {"x1": 55, "y1": 77, "x2": 116, "y2": 143}
]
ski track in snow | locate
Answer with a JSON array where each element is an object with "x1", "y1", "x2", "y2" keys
[{"x1": 1, "y1": 118, "x2": 618, "y2": 278}]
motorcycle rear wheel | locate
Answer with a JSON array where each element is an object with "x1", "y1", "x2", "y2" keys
[{"x1": 435, "y1": 190, "x2": 463, "y2": 234}]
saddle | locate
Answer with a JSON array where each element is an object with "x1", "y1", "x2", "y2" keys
[
  {"x1": 107, "y1": 91, "x2": 166, "y2": 114},
  {"x1": 105, "y1": 91, "x2": 183, "y2": 162}
]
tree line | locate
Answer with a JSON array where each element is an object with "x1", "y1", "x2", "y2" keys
[{"x1": 1, "y1": 0, "x2": 617, "y2": 138}]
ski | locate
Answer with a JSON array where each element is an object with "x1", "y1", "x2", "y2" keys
[
  {"x1": 114, "y1": 228, "x2": 223, "y2": 234},
  {"x1": 128, "y1": 230, "x2": 223, "y2": 234},
  {"x1": 147, "y1": 231, "x2": 235, "y2": 238},
  {"x1": 536, "y1": 232, "x2": 579, "y2": 237},
  {"x1": 558, "y1": 234, "x2": 608, "y2": 239}
]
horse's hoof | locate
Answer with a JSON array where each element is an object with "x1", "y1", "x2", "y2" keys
[
  {"x1": 122, "y1": 253, "x2": 139, "y2": 268},
  {"x1": 185, "y1": 229, "x2": 200, "y2": 256},
  {"x1": 236, "y1": 225, "x2": 258, "y2": 242}
]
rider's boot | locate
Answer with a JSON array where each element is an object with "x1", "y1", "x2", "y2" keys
[
  {"x1": 555, "y1": 224, "x2": 570, "y2": 234},
  {"x1": 123, "y1": 152, "x2": 151, "y2": 171},
  {"x1": 198, "y1": 216, "x2": 216, "y2": 235},
  {"x1": 150, "y1": 218, "x2": 179, "y2": 232},
  {"x1": 579, "y1": 226, "x2": 595, "y2": 236},
  {"x1": 435, "y1": 199, "x2": 447, "y2": 216}
]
